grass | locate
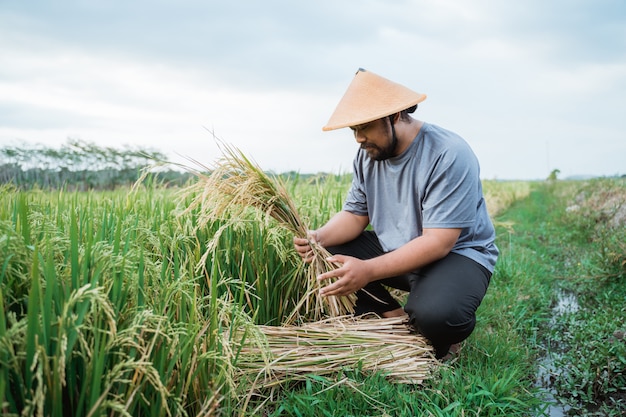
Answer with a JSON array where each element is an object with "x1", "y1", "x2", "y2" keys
[
  {"x1": 494, "y1": 177, "x2": 626, "y2": 415},
  {"x1": 547, "y1": 180, "x2": 626, "y2": 414}
]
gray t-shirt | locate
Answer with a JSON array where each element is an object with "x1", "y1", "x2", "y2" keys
[{"x1": 343, "y1": 122, "x2": 499, "y2": 272}]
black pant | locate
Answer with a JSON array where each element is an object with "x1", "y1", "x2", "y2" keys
[{"x1": 326, "y1": 231, "x2": 491, "y2": 359}]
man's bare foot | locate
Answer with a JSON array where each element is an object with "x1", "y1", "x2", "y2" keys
[
  {"x1": 382, "y1": 308, "x2": 407, "y2": 318},
  {"x1": 441, "y1": 343, "x2": 462, "y2": 362}
]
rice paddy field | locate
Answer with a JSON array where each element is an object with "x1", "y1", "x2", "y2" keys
[{"x1": 0, "y1": 166, "x2": 624, "y2": 416}]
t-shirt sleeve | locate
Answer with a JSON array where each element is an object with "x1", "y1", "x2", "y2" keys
[
  {"x1": 422, "y1": 144, "x2": 480, "y2": 228},
  {"x1": 343, "y1": 157, "x2": 369, "y2": 216}
]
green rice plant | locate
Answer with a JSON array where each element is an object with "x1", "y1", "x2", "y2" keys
[
  {"x1": 0, "y1": 221, "x2": 31, "y2": 319},
  {"x1": 182, "y1": 171, "x2": 353, "y2": 327},
  {"x1": 0, "y1": 185, "x2": 261, "y2": 416},
  {"x1": 177, "y1": 143, "x2": 356, "y2": 323},
  {"x1": 288, "y1": 173, "x2": 352, "y2": 230},
  {"x1": 199, "y1": 217, "x2": 304, "y2": 326}
]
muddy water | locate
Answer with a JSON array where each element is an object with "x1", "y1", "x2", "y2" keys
[{"x1": 535, "y1": 290, "x2": 579, "y2": 416}]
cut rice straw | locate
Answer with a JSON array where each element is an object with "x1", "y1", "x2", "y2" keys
[
  {"x1": 178, "y1": 141, "x2": 356, "y2": 322},
  {"x1": 236, "y1": 315, "x2": 436, "y2": 388}
]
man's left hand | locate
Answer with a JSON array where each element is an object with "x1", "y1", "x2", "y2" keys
[{"x1": 316, "y1": 254, "x2": 371, "y2": 297}]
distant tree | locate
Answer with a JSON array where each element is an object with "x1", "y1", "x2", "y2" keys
[
  {"x1": 547, "y1": 169, "x2": 561, "y2": 181},
  {"x1": 0, "y1": 139, "x2": 189, "y2": 190}
]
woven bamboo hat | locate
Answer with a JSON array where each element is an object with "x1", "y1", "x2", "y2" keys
[{"x1": 322, "y1": 68, "x2": 427, "y2": 131}]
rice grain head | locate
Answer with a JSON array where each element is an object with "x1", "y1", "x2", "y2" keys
[{"x1": 178, "y1": 142, "x2": 356, "y2": 322}]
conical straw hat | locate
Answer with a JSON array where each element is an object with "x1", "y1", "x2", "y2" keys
[{"x1": 322, "y1": 68, "x2": 427, "y2": 131}]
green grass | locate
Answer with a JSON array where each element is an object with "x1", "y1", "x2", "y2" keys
[{"x1": 494, "y1": 178, "x2": 626, "y2": 415}]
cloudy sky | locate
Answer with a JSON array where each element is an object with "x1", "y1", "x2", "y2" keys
[{"x1": 1, "y1": 0, "x2": 624, "y2": 179}]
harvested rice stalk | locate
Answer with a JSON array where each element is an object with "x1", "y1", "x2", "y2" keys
[
  {"x1": 178, "y1": 142, "x2": 356, "y2": 322},
  {"x1": 236, "y1": 315, "x2": 436, "y2": 388}
]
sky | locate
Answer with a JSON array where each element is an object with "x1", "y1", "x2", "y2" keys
[{"x1": 1, "y1": 0, "x2": 625, "y2": 180}]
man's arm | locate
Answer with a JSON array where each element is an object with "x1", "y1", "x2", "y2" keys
[
  {"x1": 293, "y1": 210, "x2": 369, "y2": 261},
  {"x1": 363, "y1": 227, "x2": 461, "y2": 279},
  {"x1": 314, "y1": 210, "x2": 369, "y2": 247},
  {"x1": 317, "y1": 227, "x2": 462, "y2": 297}
]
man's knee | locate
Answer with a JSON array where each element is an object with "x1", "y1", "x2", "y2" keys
[{"x1": 405, "y1": 300, "x2": 476, "y2": 344}]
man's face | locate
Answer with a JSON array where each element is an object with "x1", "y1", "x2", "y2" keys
[{"x1": 350, "y1": 117, "x2": 397, "y2": 161}]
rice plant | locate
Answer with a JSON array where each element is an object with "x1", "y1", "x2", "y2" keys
[
  {"x1": 176, "y1": 143, "x2": 356, "y2": 323},
  {"x1": 0, "y1": 186, "x2": 250, "y2": 416}
]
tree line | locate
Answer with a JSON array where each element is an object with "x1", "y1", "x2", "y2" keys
[{"x1": 0, "y1": 139, "x2": 193, "y2": 190}]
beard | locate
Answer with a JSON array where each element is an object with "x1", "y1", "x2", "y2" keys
[{"x1": 361, "y1": 132, "x2": 398, "y2": 161}]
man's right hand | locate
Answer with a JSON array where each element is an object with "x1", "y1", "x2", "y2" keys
[
  {"x1": 293, "y1": 211, "x2": 368, "y2": 263},
  {"x1": 293, "y1": 230, "x2": 318, "y2": 263}
]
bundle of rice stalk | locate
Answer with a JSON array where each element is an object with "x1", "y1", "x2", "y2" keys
[
  {"x1": 236, "y1": 315, "x2": 436, "y2": 388},
  {"x1": 178, "y1": 142, "x2": 356, "y2": 322}
]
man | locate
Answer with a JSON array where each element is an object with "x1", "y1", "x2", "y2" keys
[{"x1": 293, "y1": 68, "x2": 498, "y2": 359}]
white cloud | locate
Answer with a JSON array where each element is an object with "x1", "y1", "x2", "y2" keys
[{"x1": 0, "y1": 0, "x2": 624, "y2": 179}]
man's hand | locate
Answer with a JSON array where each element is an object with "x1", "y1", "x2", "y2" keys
[
  {"x1": 316, "y1": 254, "x2": 371, "y2": 297},
  {"x1": 293, "y1": 230, "x2": 318, "y2": 263}
]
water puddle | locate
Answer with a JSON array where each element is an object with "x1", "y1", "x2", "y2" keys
[
  {"x1": 535, "y1": 289, "x2": 580, "y2": 416},
  {"x1": 536, "y1": 355, "x2": 570, "y2": 416},
  {"x1": 551, "y1": 291, "x2": 579, "y2": 317}
]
